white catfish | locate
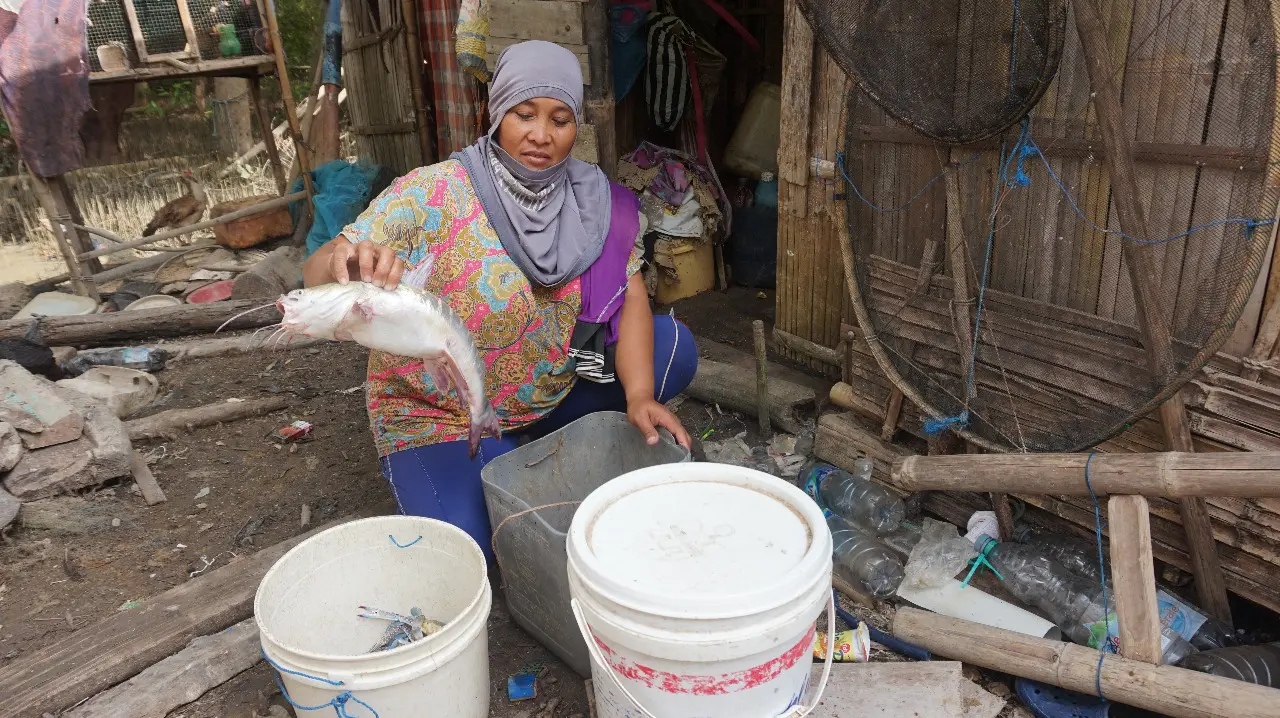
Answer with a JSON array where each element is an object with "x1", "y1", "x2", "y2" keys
[{"x1": 273, "y1": 280, "x2": 501, "y2": 458}]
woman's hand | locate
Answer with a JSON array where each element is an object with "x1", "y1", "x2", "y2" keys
[
  {"x1": 328, "y1": 237, "x2": 405, "y2": 288},
  {"x1": 627, "y1": 396, "x2": 691, "y2": 449}
]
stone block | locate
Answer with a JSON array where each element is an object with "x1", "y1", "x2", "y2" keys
[
  {"x1": 0, "y1": 360, "x2": 84, "y2": 449},
  {"x1": 3, "y1": 387, "x2": 132, "y2": 500},
  {"x1": 0, "y1": 420, "x2": 21, "y2": 472}
]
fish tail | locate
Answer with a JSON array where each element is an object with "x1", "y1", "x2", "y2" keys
[{"x1": 467, "y1": 401, "x2": 502, "y2": 460}]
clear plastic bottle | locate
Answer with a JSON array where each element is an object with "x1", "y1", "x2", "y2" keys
[
  {"x1": 880, "y1": 520, "x2": 923, "y2": 559},
  {"x1": 827, "y1": 511, "x2": 904, "y2": 598},
  {"x1": 754, "y1": 172, "x2": 778, "y2": 209},
  {"x1": 800, "y1": 458, "x2": 905, "y2": 534},
  {"x1": 63, "y1": 346, "x2": 168, "y2": 375},
  {"x1": 975, "y1": 536, "x2": 1196, "y2": 665},
  {"x1": 1013, "y1": 525, "x2": 1236, "y2": 650},
  {"x1": 1179, "y1": 643, "x2": 1280, "y2": 686}
]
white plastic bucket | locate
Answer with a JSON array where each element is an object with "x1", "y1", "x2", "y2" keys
[
  {"x1": 254, "y1": 516, "x2": 492, "y2": 718},
  {"x1": 567, "y1": 463, "x2": 835, "y2": 717}
]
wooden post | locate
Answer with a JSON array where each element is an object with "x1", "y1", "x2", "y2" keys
[
  {"x1": 1108, "y1": 494, "x2": 1162, "y2": 664},
  {"x1": 28, "y1": 175, "x2": 99, "y2": 301},
  {"x1": 582, "y1": 0, "x2": 617, "y2": 177},
  {"x1": 47, "y1": 177, "x2": 104, "y2": 273},
  {"x1": 248, "y1": 75, "x2": 287, "y2": 194},
  {"x1": 753, "y1": 320, "x2": 771, "y2": 434},
  {"x1": 263, "y1": 0, "x2": 315, "y2": 200},
  {"x1": 1072, "y1": 0, "x2": 1231, "y2": 625},
  {"x1": 398, "y1": 0, "x2": 435, "y2": 164},
  {"x1": 892, "y1": 608, "x2": 1280, "y2": 718},
  {"x1": 890, "y1": 451, "x2": 1280, "y2": 497},
  {"x1": 943, "y1": 155, "x2": 976, "y2": 401}
]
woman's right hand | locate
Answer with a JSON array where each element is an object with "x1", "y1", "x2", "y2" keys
[{"x1": 328, "y1": 237, "x2": 405, "y2": 289}]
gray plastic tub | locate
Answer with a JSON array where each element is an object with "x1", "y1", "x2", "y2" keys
[{"x1": 481, "y1": 411, "x2": 690, "y2": 677}]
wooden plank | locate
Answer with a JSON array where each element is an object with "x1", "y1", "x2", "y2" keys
[
  {"x1": 1108, "y1": 494, "x2": 1163, "y2": 664},
  {"x1": 89, "y1": 56, "x2": 276, "y2": 84},
  {"x1": 129, "y1": 451, "x2": 167, "y2": 506},
  {"x1": 488, "y1": 36, "x2": 590, "y2": 80},
  {"x1": 489, "y1": 0, "x2": 585, "y2": 44},
  {"x1": 174, "y1": 0, "x2": 201, "y2": 62},
  {"x1": 778, "y1": 0, "x2": 815, "y2": 217},
  {"x1": 120, "y1": 0, "x2": 150, "y2": 62},
  {"x1": 64, "y1": 619, "x2": 259, "y2": 718},
  {"x1": 0, "y1": 504, "x2": 392, "y2": 718},
  {"x1": 248, "y1": 76, "x2": 287, "y2": 195}
]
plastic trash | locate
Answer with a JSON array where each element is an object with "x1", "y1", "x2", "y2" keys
[
  {"x1": 754, "y1": 171, "x2": 778, "y2": 209},
  {"x1": 901, "y1": 518, "x2": 978, "y2": 592},
  {"x1": 63, "y1": 346, "x2": 167, "y2": 376},
  {"x1": 975, "y1": 536, "x2": 1196, "y2": 665},
  {"x1": 802, "y1": 458, "x2": 906, "y2": 533},
  {"x1": 880, "y1": 520, "x2": 923, "y2": 558},
  {"x1": 828, "y1": 511, "x2": 905, "y2": 598},
  {"x1": 1014, "y1": 524, "x2": 1236, "y2": 650},
  {"x1": 1179, "y1": 643, "x2": 1280, "y2": 686},
  {"x1": 813, "y1": 622, "x2": 871, "y2": 662}
]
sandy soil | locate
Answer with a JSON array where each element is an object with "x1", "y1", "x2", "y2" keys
[{"x1": 0, "y1": 241, "x2": 65, "y2": 284}]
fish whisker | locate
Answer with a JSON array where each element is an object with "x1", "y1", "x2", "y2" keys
[{"x1": 216, "y1": 301, "x2": 280, "y2": 334}]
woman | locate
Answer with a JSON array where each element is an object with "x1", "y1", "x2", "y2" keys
[{"x1": 302, "y1": 40, "x2": 697, "y2": 561}]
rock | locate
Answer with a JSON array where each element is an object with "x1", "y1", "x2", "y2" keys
[
  {"x1": 0, "y1": 360, "x2": 85, "y2": 449},
  {"x1": 18, "y1": 496, "x2": 115, "y2": 534},
  {"x1": 1, "y1": 421, "x2": 22, "y2": 473},
  {"x1": 56, "y1": 367, "x2": 159, "y2": 419},
  {"x1": 3, "y1": 387, "x2": 132, "y2": 501},
  {"x1": 0, "y1": 487, "x2": 19, "y2": 530}
]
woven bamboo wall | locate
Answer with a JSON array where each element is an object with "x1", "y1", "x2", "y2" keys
[{"x1": 776, "y1": 0, "x2": 1280, "y2": 365}]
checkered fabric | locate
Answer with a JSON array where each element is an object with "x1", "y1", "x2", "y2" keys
[{"x1": 417, "y1": 0, "x2": 482, "y2": 157}]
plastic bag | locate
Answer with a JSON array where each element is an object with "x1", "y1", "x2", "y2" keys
[{"x1": 900, "y1": 518, "x2": 978, "y2": 592}]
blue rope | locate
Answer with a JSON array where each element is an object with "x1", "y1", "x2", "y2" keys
[
  {"x1": 835, "y1": 151, "x2": 980, "y2": 214},
  {"x1": 1023, "y1": 136, "x2": 1273, "y2": 245},
  {"x1": 1084, "y1": 452, "x2": 1110, "y2": 701},
  {"x1": 262, "y1": 649, "x2": 381, "y2": 718},
  {"x1": 389, "y1": 534, "x2": 422, "y2": 548}
]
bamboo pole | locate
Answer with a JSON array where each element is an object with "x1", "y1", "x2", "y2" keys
[
  {"x1": 753, "y1": 320, "x2": 771, "y2": 434},
  {"x1": 943, "y1": 153, "x2": 976, "y2": 401},
  {"x1": 247, "y1": 75, "x2": 287, "y2": 194},
  {"x1": 1072, "y1": 0, "x2": 1231, "y2": 623},
  {"x1": 893, "y1": 608, "x2": 1280, "y2": 718},
  {"x1": 264, "y1": 0, "x2": 314, "y2": 199},
  {"x1": 891, "y1": 451, "x2": 1280, "y2": 497},
  {"x1": 398, "y1": 0, "x2": 434, "y2": 165},
  {"x1": 79, "y1": 192, "x2": 306, "y2": 260},
  {"x1": 882, "y1": 238, "x2": 941, "y2": 439},
  {"x1": 28, "y1": 174, "x2": 99, "y2": 301}
]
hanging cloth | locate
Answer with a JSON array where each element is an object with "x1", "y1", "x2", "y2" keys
[{"x1": 644, "y1": 13, "x2": 691, "y2": 132}]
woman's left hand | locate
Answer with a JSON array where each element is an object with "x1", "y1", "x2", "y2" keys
[{"x1": 627, "y1": 397, "x2": 691, "y2": 449}]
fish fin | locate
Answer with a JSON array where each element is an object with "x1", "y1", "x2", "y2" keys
[
  {"x1": 401, "y1": 255, "x2": 435, "y2": 290},
  {"x1": 469, "y1": 404, "x2": 502, "y2": 460},
  {"x1": 333, "y1": 301, "x2": 376, "y2": 342},
  {"x1": 421, "y1": 355, "x2": 454, "y2": 395}
]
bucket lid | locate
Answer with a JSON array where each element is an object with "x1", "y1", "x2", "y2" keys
[{"x1": 568, "y1": 463, "x2": 831, "y2": 619}]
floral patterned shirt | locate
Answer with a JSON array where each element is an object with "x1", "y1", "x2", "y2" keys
[{"x1": 341, "y1": 160, "x2": 643, "y2": 456}]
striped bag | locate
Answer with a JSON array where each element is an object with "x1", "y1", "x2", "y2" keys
[{"x1": 645, "y1": 14, "x2": 691, "y2": 132}]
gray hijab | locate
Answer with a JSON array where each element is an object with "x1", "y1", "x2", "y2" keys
[{"x1": 452, "y1": 40, "x2": 612, "y2": 288}]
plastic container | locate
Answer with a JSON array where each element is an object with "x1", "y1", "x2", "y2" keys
[
  {"x1": 63, "y1": 346, "x2": 168, "y2": 375},
  {"x1": 975, "y1": 537, "x2": 1196, "y2": 665},
  {"x1": 125, "y1": 294, "x2": 183, "y2": 311},
  {"x1": 187, "y1": 279, "x2": 236, "y2": 303},
  {"x1": 255, "y1": 516, "x2": 492, "y2": 718},
  {"x1": 481, "y1": 412, "x2": 690, "y2": 679},
  {"x1": 56, "y1": 366, "x2": 158, "y2": 418},
  {"x1": 13, "y1": 291, "x2": 98, "y2": 319},
  {"x1": 653, "y1": 239, "x2": 716, "y2": 305},
  {"x1": 724, "y1": 82, "x2": 781, "y2": 179},
  {"x1": 729, "y1": 205, "x2": 778, "y2": 289},
  {"x1": 827, "y1": 511, "x2": 904, "y2": 598},
  {"x1": 801, "y1": 458, "x2": 905, "y2": 533},
  {"x1": 754, "y1": 172, "x2": 778, "y2": 209},
  {"x1": 1013, "y1": 525, "x2": 1236, "y2": 650},
  {"x1": 1179, "y1": 643, "x2": 1280, "y2": 686},
  {"x1": 568, "y1": 463, "x2": 834, "y2": 717},
  {"x1": 896, "y1": 578, "x2": 1062, "y2": 640}
]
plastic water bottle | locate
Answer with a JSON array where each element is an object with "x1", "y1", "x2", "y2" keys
[
  {"x1": 975, "y1": 536, "x2": 1196, "y2": 664},
  {"x1": 827, "y1": 512, "x2": 904, "y2": 598},
  {"x1": 801, "y1": 458, "x2": 905, "y2": 534},
  {"x1": 63, "y1": 346, "x2": 168, "y2": 376},
  {"x1": 1180, "y1": 643, "x2": 1280, "y2": 686},
  {"x1": 754, "y1": 172, "x2": 778, "y2": 209},
  {"x1": 1013, "y1": 525, "x2": 1236, "y2": 650}
]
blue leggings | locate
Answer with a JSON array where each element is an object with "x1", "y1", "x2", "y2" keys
[{"x1": 379, "y1": 315, "x2": 697, "y2": 563}]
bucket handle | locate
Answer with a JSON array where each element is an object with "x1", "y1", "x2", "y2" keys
[{"x1": 571, "y1": 594, "x2": 836, "y2": 718}]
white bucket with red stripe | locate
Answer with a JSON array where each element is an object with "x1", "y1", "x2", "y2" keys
[{"x1": 567, "y1": 463, "x2": 835, "y2": 717}]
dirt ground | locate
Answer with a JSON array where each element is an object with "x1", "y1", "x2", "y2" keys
[{"x1": 2, "y1": 288, "x2": 825, "y2": 717}]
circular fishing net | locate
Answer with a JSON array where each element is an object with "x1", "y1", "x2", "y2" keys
[
  {"x1": 798, "y1": 0, "x2": 1068, "y2": 144},
  {"x1": 825, "y1": 0, "x2": 1279, "y2": 452}
]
